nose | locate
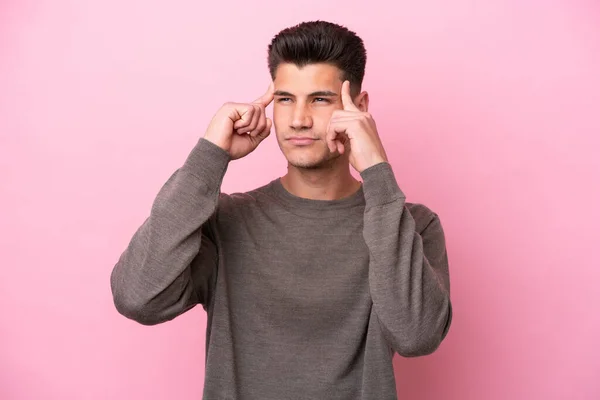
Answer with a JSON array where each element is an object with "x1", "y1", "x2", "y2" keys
[{"x1": 290, "y1": 103, "x2": 313, "y2": 130}]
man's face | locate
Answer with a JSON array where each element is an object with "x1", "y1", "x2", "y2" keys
[{"x1": 272, "y1": 63, "x2": 346, "y2": 169}]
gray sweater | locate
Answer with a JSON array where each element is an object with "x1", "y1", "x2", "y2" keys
[{"x1": 110, "y1": 138, "x2": 452, "y2": 399}]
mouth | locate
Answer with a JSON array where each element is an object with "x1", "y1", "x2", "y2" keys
[{"x1": 287, "y1": 137, "x2": 317, "y2": 146}]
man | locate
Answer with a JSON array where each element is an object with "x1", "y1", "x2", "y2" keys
[{"x1": 111, "y1": 20, "x2": 452, "y2": 399}]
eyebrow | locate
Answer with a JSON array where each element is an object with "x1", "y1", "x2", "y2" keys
[{"x1": 274, "y1": 90, "x2": 338, "y2": 97}]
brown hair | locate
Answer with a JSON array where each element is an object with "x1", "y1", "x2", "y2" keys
[{"x1": 267, "y1": 21, "x2": 367, "y2": 95}]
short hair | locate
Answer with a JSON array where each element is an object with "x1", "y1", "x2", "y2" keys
[{"x1": 267, "y1": 21, "x2": 367, "y2": 95}]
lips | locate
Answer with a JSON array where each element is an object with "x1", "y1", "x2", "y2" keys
[{"x1": 287, "y1": 137, "x2": 317, "y2": 145}]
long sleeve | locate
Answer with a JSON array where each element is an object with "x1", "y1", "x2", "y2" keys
[
  {"x1": 110, "y1": 138, "x2": 231, "y2": 325},
  {"x1": 360, "y1": 162, "x2": 452, "y2": 357}
]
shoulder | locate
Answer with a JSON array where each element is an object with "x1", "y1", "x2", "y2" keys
[
  {"x1": 216, "y1": 180, "x2": 277, "y2": 216},
  {"x1": 405, "y1": 202, "x2": 441, "y2": 234}
]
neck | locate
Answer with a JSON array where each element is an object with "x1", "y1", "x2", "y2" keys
[{"x1": 280, "y1": 161, "x2": 362, "y2": 201}]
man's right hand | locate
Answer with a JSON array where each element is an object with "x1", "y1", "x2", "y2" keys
[{"x1": 203, "y1": 83, "x2": 275, "y2": 160}]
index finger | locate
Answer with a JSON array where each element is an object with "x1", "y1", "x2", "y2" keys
[
  {"x1": 253, "y1": 82, "x2": 275, "y2": 107},
  {"x1": 341, "y1": 80, "x2": 359, "y2": 111}
]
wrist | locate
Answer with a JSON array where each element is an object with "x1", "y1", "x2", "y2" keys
[
  {"x1": 202, "y1": 135, "x2": 229, "y2": 153},
  {"x1": 358, "y1": 155, "x2": 387, "y2": 173}
]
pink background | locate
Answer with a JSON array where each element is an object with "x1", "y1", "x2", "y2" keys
[{"x1": 2, "y1": 1, "x2": 599, "y2": 399}]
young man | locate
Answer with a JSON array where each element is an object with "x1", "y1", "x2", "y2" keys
[{"x1": 111, "y1": 21, "x2": 452, "y2": 399}]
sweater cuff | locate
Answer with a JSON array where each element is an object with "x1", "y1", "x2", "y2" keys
[
  {"x1": 181, "y1": 138, "x2": 231, "y2": 185},
  {"x1": 360, "y1": 162, "x2": 406, "y2": 208}
]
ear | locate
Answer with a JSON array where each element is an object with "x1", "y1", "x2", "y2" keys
[{"x1": 354, "y1": 91, "x2": 369, "y2": 112}]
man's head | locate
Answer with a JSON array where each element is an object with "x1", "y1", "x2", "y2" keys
[{"x1": 267, "y1": 21, "x2": 368, "y2": 169}]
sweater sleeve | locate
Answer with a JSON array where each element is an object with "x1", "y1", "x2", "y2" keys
[
  {"x1": 360, "y1": 162, "x2": 452, "y2": 357},
  {"x1": 110, "y1": 138, "x2": 231, "y2": 325}
]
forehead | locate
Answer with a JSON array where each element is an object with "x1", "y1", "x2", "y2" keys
[{"x1": 273, "y1": 63, "x2": 343, "y2": 92}]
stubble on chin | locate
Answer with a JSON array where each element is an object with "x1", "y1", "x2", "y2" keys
[{"x1": 287, "y1": 147, "x2": 341, "y2": 170}]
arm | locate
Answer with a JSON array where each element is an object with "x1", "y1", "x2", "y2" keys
[
  {"x1": 110, "y1": 138, "x2": 230, "y2": 325},
  {"x1": 360, "y1": 162, "x2": 452, "y2": 357}
]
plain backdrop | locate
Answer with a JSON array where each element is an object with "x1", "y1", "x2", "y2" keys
[{"x1": 1, "y1": 1, "x2": 599, "y2": 399}]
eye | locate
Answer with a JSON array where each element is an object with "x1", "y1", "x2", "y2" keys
[
  {"x1": 314, "y1": 98, "x2": 330, "y2": 103},
  {"x1": 277, "y1": 97, "x2": 292, "y2": 103}
]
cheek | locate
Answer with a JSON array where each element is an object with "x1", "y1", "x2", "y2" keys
[
  {"x1": 272, "y1": 106, "x2": 287, "y2": 128},
  {"x1": 313, "y1": 108, "x2": 335, "y2": 130}
]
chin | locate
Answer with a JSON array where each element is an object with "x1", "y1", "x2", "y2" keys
[
  {"x1": 288, "y1": 159, "x2": 327, "y2": 170},
  {"x1": 285, "y1": 149, "x2": 340, "y2": 170},
  {"x1": 276, "y1": 136, "x2": 341, "y2": 169}
]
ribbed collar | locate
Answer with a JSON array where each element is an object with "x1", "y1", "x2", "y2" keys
[{"x1": 262, "y1": 177, "x2": 366, "y2": 218}]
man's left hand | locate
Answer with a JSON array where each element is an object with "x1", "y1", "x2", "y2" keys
[{"x1": 326, "y1": 80, "x2": 389, "y2": 173}]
